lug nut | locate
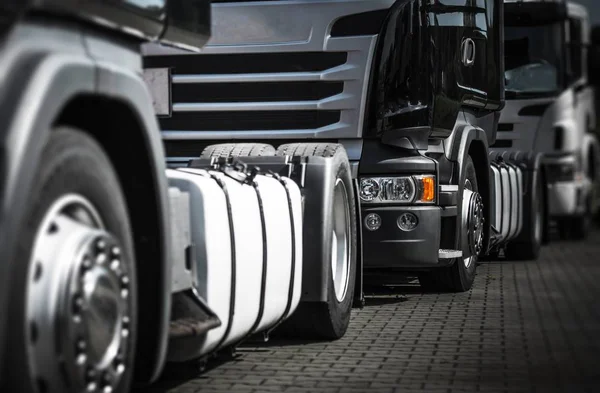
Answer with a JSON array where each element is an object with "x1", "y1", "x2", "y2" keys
[
  {"x1": 102, "y1": 371, "x2": 113, "y2": 385},
  {"x1": 72, "y1": 296, "x2": 84, "y2": 314},
  {"x1": 77, "y1": 339, "x2": 87, "y2": 352},
  {"x1": 115, "y1": 364, "x2": 125, "y2": 374},
  {"x1": 110, "y1": 259, "x2": 120, "y2": 271},
  {"x1": 87, "y1": 382, "x2": 98, "y2": 392},
  {"x1": 120, "y1": 289, "x2": 129, "y2": 299},
  {"x1": 82, "y1": 256, "x2": 93, "y2": 270},
  {"x1": 86, "y1": 367, "x2": 97, "y2": 381},
  {"x1": 77, "y1": 354, "x2": 87, "y2": 366},
  {"x1": 111, "y1": 247, "x2": 121, "y2": 257},
  {"x1": 120, "y1": 276, "x2": 130, "y2": 287},
  {"x1": 96, "y1": 253, "x2": 107, "y2": 265},
  {"x1": 96, "y1": 240, "x2": 106, "y2": 251}
]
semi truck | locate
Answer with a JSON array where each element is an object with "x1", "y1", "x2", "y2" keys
[
  {"x1": 0, "y1": 1, "x2": 311, "y2": 392},
  {"x1": 496, "y1": 0, "x2": 600, "y2": 240},
  {"x1": 143, "y1": 0, "x2": 543, "y2": 297}
]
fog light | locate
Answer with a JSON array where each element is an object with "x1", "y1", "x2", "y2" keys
[
  {"x1": 397, "y1": 213, "x2": 418, "y2": 231},
  {"x1": 364, "y1": 213, "x2": 382, "y2": 231}
]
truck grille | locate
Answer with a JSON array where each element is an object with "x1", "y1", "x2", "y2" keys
[
  {"x1": 142, "y1": 0, "x2": 387, "y2": 162},
  {"x1": 144, "y1": 51, "x2": 350, "y2": 133}
]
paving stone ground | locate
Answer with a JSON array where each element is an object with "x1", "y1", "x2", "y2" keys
[{"x1": 142, "y1": 229, "x2": 600, "y2": 393}]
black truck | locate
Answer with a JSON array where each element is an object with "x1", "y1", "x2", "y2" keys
[{"x1": 143, "y1": 0, "x2": 543, "y2": 301}]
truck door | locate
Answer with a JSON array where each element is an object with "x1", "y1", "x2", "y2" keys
[
  {"x1": 567, "y1": 14, "x2": 589, "y2": 137},
  {"x1": 458, "y1": 0, "x2": 503, "y2": 109},
  {"x1": 430, "y1": 0, "x2": 502, "y2": 110}
]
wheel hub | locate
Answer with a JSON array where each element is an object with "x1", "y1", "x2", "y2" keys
[
  {"x1": 462, "y1": 189, "x2": 485, "y2": 267},
  {"x1": 26, "y1": 195, "x2": 131, "y2": 393}
]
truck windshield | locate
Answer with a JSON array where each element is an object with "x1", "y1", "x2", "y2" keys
[{"x1": 504, "y1": 23, "x2": 564, "y2": 98}]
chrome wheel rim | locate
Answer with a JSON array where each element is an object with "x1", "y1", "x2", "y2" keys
[
  {"x1": 463, "y1": 180, "x2": 485, "y2": 268},
  {"x1": 331, "y1": 179, "x2": 351, "y2": 302},
  {"x1": 26, "y1": 194, "x2": 131, "y2": 393}
]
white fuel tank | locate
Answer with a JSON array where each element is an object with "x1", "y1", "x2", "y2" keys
[
  {"x1": 167, "y1": 166, "x2": 302, "y2": 358},
  {"x1": 251, "y1": 174, "x2": 303, "y2": 332},
  {"x1": 507, "y1": 166, "x2": 520, "y2": 240},
  {"x1": 499, "y1": 166, "x2": 512, "y2": 241},
  {"x1": 514, "y1": 166, "x2": 524, "y2": 238},
  {"x1": 490, "y1": 165, "x2": 503, "y2": 233}
]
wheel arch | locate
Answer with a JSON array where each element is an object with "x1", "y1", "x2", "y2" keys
[
  {"x1": 0, "y1": 52, "x2": 97, "y2": 385},
  {"x1": 54, "y1": 93, "x2": 171, "y2": 385},
  {"x1": 0, "y1": 51, "x2": 170, "y2": 389},
  {"x1": 446, "y1": 126, "x2": 492, "y2": 255},
  {"x1": 582, "y1": 133, "x2": 600, "y2": 181}
]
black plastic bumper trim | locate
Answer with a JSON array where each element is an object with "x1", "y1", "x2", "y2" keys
[{"x1": 362, "y1": 205, "x2": 447, "y2": 269}]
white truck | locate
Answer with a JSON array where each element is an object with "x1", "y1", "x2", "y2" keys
[{"x1": 496, "y1": 0, "x2": 600, "y2": 240}]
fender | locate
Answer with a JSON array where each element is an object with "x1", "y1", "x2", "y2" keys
[
  {"x1": 552, "y1": 118, "x2": 579, "y2": 152},
  {"x1": 0, "y1": 22, "x2": 171, "y2": 385},
  {"x1": 90, "y1": 37, "x2": 172, "y2": 385},
  {"x1": 581, "y1": 132, "x2": 600, "y2": 179},
  {"x1": 0, "y1": 23, "x2": 95, "y2": 384},
  {"x1": 445, "y1": 123, "x2": 492, "y2": 255}
]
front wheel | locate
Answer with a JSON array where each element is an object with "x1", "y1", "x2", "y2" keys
[
  {"x1": 419, "y1": 156, "x2": 483, "y2": 292},
  {"x1": 5, "y1": 127, "x2": 137, "y2": 393}
]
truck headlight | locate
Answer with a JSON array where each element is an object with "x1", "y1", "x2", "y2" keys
[{"x1": 359, "y1": 175, "x2": 436, "y2": 204}]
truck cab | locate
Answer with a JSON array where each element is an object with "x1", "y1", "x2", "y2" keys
[
  {"x1": 0, "y1": 1, "x2": 214, "y2": 391},
  {"x1": 496, "y1": 0, "x2": 600, "y2": 239}
]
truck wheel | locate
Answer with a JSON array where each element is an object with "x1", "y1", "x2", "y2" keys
[
  {"x1": 505, "y1": 169, "x2": 544, "y2": 260},
  {"x1": 275, "y1": 143, "x2": 357, "y2": 339},
  {"x1": 419, "y1": 156, "x2": 482, "y2": 292},
  {"x1": 200, "y1": 143, "x2": 276, "y2": 158},
  {"x1": 5, "y1": 127, "x2": 137, "y2": 393},
  {"x1": 558, "y1": 199, "x2": 592, "y2": 241}
]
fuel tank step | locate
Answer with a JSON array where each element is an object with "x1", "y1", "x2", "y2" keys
[
  {"x1": 438, "y1": 249, "x2": 462, "y2": 259},
  {"x1": 169, "y1": 291, "x2": 222, "y2": 339}
]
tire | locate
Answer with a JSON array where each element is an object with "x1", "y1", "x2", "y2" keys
[
  {"x1": 505, "y1": 169, "x2": 544, "y2": 260},
  {"x1": 558, "y1": 206, "x2": 591, "y2": 241},
  {"x1": 4, "y1": 127, "x2": 137, "y2": 393},
  {"x1": 275, "y1": 143, "x2": 357, "y2": 339},
  {"x1": 200, "y1": 143, "x2": 276, "y2": 159},
  {"x1": 419, "y1": 156, "x2": 480, "y2": 292}
]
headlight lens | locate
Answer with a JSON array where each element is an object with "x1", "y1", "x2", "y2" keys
[
  {"x1": 359, "y1": 175, "x2": 436, "y2": 204},
  {"x1": 359, "y1": 178, "x2": 381, "y2": 202}
]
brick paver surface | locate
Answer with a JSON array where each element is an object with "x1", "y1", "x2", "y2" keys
[{"x1": 143, "y1": 230, "x2": 600, "y2": 393}]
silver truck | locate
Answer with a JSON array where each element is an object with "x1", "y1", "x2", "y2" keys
[
  {"x1": 496, "y1": 0, "x2": 600, "y2": 240},
  {"x1": 0, "y1": 1, "x2": 323, "y2": 392}
]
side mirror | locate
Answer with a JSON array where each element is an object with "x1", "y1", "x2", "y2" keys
[{"x1": 589, "y1": 26, "x2": 600, "y2": 86}]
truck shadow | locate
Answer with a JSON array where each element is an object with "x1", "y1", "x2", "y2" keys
[{"x1": 137, "y1": 354, "x2": 242, "y2": 392}]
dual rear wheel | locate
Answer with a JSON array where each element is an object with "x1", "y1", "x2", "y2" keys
[{"x1": 199, "y1": 143, "x2": 358, "y2": 340}]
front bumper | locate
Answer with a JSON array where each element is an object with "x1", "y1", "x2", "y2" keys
[
  {"x1": 362, "y1": 205, "x2": 444, "y2": 268},
  {"x1": 547, "y1": 181, "x2": 589, "y2": 217},
  {"x1": 544, "y1": 155, "x2": 590, "y2": 217}
]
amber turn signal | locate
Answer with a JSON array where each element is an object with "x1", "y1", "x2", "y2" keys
[{"x1": 415, "y1": 175, "x2": 436, "y2": 203}]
